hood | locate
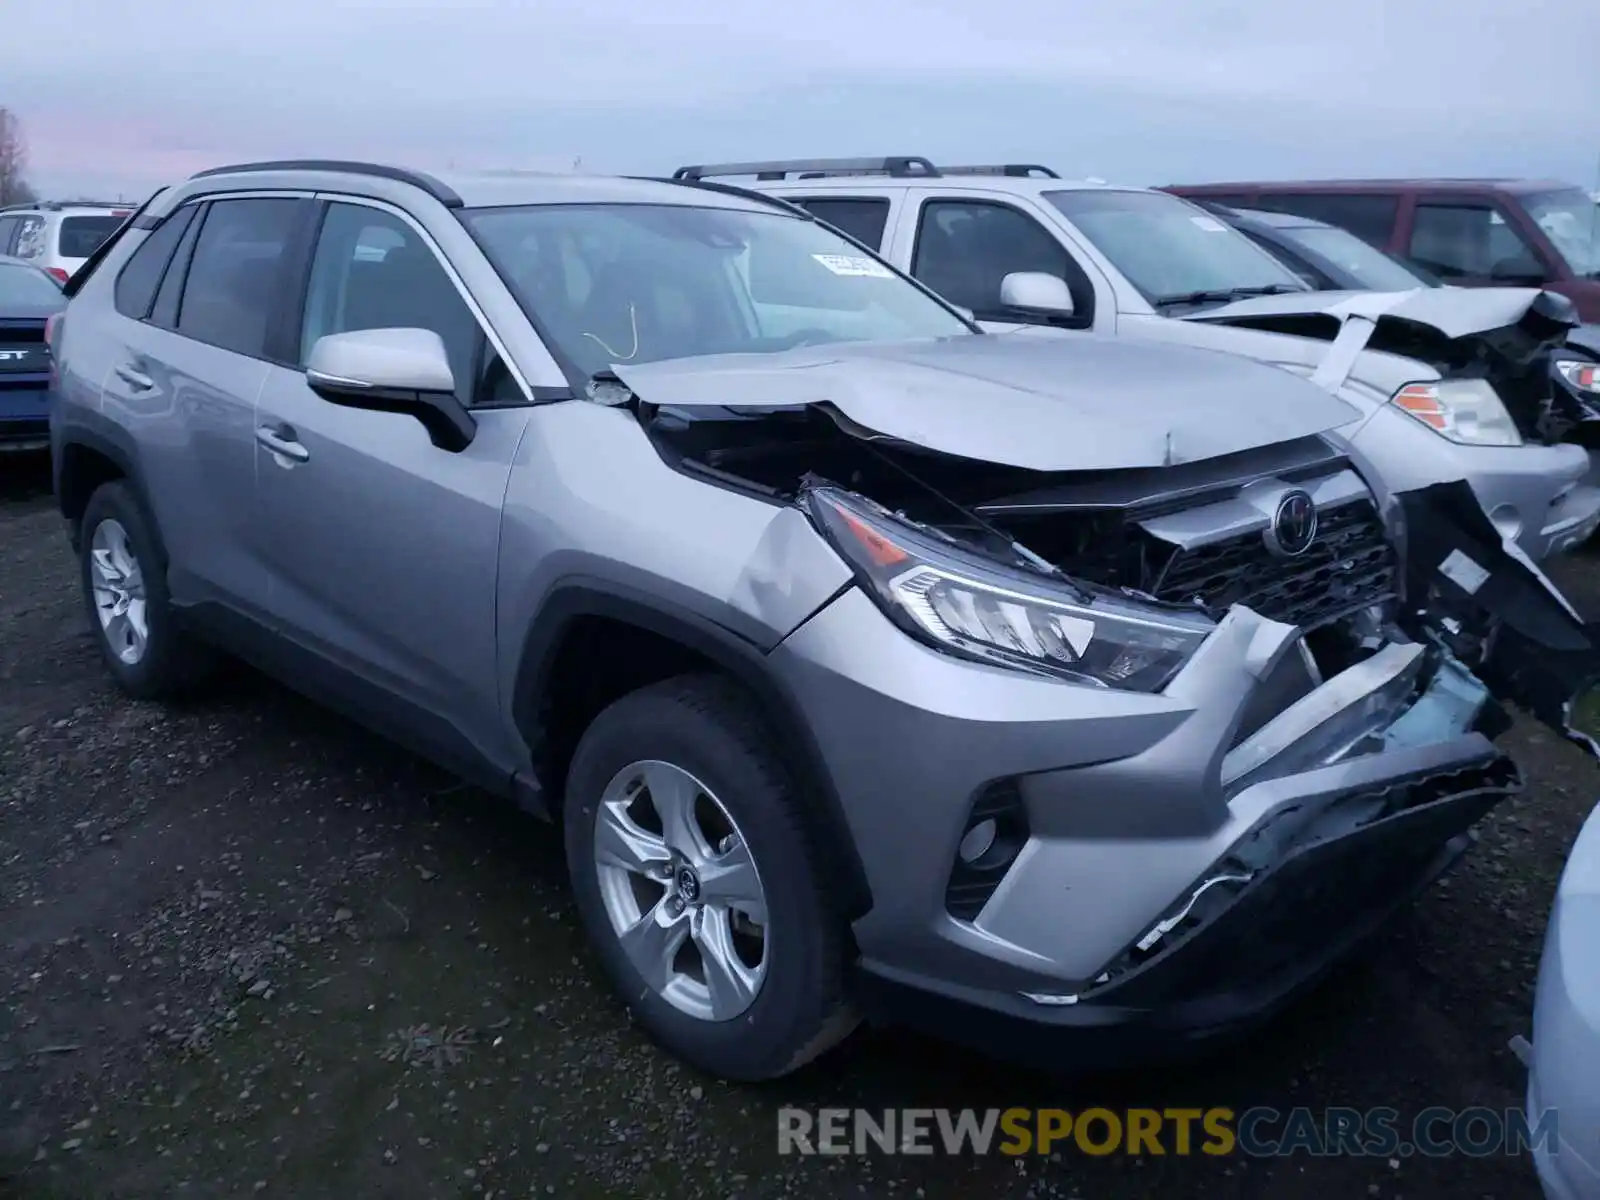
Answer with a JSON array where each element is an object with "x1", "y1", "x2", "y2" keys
[
  {"x1": 1185, "y1": 286, "x2": 1572, "y2": 342},
  {"x1": 604, "y1": 335, "x2": 1360, "y2": 473}
]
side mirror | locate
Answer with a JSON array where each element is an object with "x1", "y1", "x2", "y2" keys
[
  {"x1": 306, "y1": 328, "x2": 476, "y2": 452},
  {"x1": 999, "y1": 271, "x2": 1075, "y2": 320}
]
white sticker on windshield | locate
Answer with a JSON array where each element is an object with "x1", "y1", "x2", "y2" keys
[
  {"x1": 1190, "y1": 216, "x2": 1228, "y2": 232},
  {"x1": 812, "y1": 253, "x2": 894, "y2": 278}
]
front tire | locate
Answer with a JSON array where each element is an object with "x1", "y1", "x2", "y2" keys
[
  {"x1": 78, "y1": 481, "x2": 215, "y2": 700},
  {"x1": 564, "y1": 674, "x2": 858, "y2": 1080}
]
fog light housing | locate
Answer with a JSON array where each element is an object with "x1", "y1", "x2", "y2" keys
[{"x1": 945, "y1": 781, "x2": 1030, "y2": 921}]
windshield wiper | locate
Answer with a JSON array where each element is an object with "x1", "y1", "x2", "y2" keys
[{"x1": 1153, "y1": 284, "x2": 1302, "y2": 308}]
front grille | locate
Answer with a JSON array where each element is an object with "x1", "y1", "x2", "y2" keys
[
  {"x1": 1146, "y1": 500, "x2": 1396, "y2": 631},
  {"x1": 0, "y1": 323, "x2": 49, "y2": 375}
]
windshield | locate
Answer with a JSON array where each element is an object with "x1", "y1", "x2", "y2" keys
[
  {"x1": 1276, "y1": 223, "x2": 1437, "y2": 291},
  {"x1": 461, "y1": 202, "x2": 972, "y2": 378},
  {"x1": 0, "y1": 263, "x2": 64, "y2": 306},
  {"x1": 1045, "y1": 189, "x2": 1306, "y2": 306},
  {"x1": 1524, "y1": 188, "x2": 1600, "y2": 278},
  {"x1": 58, "y1": 215, "x2": 125, "y2": 259}
]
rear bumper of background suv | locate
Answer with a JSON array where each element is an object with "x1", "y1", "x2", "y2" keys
[{"x1": 769, "y1": 584, "x2": 1521, "y2": 1067}]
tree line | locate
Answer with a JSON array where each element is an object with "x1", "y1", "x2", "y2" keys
[{"x1": 0, "y1": 108, "x2": 38, "y2": 207}]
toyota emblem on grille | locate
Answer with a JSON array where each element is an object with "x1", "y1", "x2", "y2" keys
[{"x1": 1265, "y1": 489, "x2": 1318, "y2": 557}]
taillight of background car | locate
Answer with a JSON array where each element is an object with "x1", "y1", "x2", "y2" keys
[{"x1": 45, "y1": 267, "x2": 69, "y2": 285}]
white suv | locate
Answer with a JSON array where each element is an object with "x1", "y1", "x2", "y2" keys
[{"x1": 0, "y1": 200, "x2": 134, "y2": 284}]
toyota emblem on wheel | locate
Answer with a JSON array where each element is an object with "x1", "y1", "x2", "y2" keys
[{"x1": 1266, "y1": 489, "x2": 1318, "y2": 557}]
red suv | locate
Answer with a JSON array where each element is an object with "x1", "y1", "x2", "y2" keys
[{"x1": 1163, "y1": 179, "x2": 1600, "y2": 322}]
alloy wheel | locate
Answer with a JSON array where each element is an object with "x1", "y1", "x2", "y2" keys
[
  {"x1": 89, "y1": 518, "x2": 149, "y2": 666},
  {"x1": 592, "y1": 759, "x2": 770, "y2": 1022}
]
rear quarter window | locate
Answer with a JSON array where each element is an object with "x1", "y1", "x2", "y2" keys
[
  {"x1": 789, "y1": 198, "x2": 892, "y2": 251},
  {"x1": 114, "y1": 206, "x2": 199, "y2": 320}
]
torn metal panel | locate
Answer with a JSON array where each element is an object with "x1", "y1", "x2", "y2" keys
[{"x1": 1396, "y1": 478, "x2": 1600, "y2": 760}]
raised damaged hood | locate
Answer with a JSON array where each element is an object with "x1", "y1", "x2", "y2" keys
[
  {"x1": 1181, "y1": 287, "x2": 1579, "y2": 406},
  {"x1": 606, "y1": 335, "x2": 1360, "y2": 472},
  {"x1": 1185, "y1": 286, "x2": 1564, "y2": 341}
]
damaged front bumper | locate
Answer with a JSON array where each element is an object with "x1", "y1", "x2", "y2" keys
[{"x1": 773, "y1": 479, "x2": 1600, "y2": 1068}]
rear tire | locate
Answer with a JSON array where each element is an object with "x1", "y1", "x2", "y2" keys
[
  {"x1": 78, "y1": 481, "x2": 216, "y2": 700},
  {"x1": 564, "y1": 673, "x2": 858, "y2": 1080}
]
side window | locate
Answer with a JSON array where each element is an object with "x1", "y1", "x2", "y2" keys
[
  {"x1": 911, "y1": 199, "x2": 1093, "y2": 323},
  {"x1": 0, "y1": 217, "x2": 19, "y2": 255},
  {"x1": 113, "y1": 205, "x2": 198, "y2": 320},
  {"x1": 299, "y1": 202, "x2": 488, "y2": 407},
  {"x1": 791, "y1": 198, "x2": 891, "y2": 251},
  {"x1": 12, "y1": 215, "x2": 47, "y2": 260},
  {"x1": 175, "y1": 198, "x2": 301, "y2": 358},
  {"x1": 1260, "y1": 193, "x2": 1399, "y2": 246},
  {"x1": 1408, "y1": 203, "x2": 1543, "y2": 281}
]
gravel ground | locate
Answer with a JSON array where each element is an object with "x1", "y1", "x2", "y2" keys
[{"x1": 3, "y1": 452, "x2": 1597, "y2": 1200}]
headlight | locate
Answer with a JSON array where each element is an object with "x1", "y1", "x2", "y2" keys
[
  {"x1": 804, "y1": 486, "x2": 1213, "y2": 692},
  {"x1": 1554, "y1": 359, "x2": 1600, "y2": 395},
  {"x1": 1391, "y1": 380, "x2": 1522, "y2": 446}
]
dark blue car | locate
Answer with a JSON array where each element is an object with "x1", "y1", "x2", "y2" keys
[{"x1": 0, "y1": 253, "x2": 66, "y2": 453}]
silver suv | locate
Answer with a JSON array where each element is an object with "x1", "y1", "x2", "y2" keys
[
  {"x1": 48, "y1": 160, "x2": 1600, "y2": 1080},
  {"x1": 0, "y1": 200, "x2": 134, "y2": 284},
  {"x1": 711, "y1": 157, "x2": 1600, "y2": 562}
]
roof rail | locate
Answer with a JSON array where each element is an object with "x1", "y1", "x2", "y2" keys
[
  {"x1": 187, "y1": 160, "x2": 464, "y2": 208},
  {"x1": 673, "y1": 156, "x2": 941, "y2": 181},
  {"x1": 630, "y1": 176, "x2": 812, "y2": 216},
  {"x1": 0, "y1": 199, "x2": 131, "y2": 212},
  {"x1": 937, "y1": 163, "x2": 1060, "y2": 179}
]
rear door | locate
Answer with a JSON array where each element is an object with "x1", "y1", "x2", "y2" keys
[
  {"x1": 97, "y1": 193, "x2": 310, "y2": 615},
  {"x1": 250, "y1": 196, "x2": 530, "y2": 778}
]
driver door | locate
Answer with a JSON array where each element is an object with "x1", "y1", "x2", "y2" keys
[{"x1": 251, "y1": 198, "x2": 531, "y2": 781}]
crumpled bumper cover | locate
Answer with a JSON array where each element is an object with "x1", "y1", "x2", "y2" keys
[{"x1": 855, "y1": 756, "x2": 1520, "y2": 1068}]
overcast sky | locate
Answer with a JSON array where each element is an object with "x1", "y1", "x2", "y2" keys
[{"x1": 9, "y1": 0, "x2": 1600, "y2": 199}]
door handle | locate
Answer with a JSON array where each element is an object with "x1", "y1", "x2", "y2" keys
[
  {"x1": 113, "y1": 364, "x2": 153, "y2": 391},
  {"x1": 256, "y1": 425, "x2": 310, "y2": 464}
]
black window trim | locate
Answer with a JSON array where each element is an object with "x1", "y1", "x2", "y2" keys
[
  {"x1": 150, "y1": 201, "x2": 209, "y2": 330},
  {"x1": 114, "y1": 200, "x2": 200, "y2": 323},
  {"x1": 909, "y1": 194, "x2": 1096, "y2": 329},
  {"x1": 281, "y1": 193, "x2": 548, "y2": 409}
]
